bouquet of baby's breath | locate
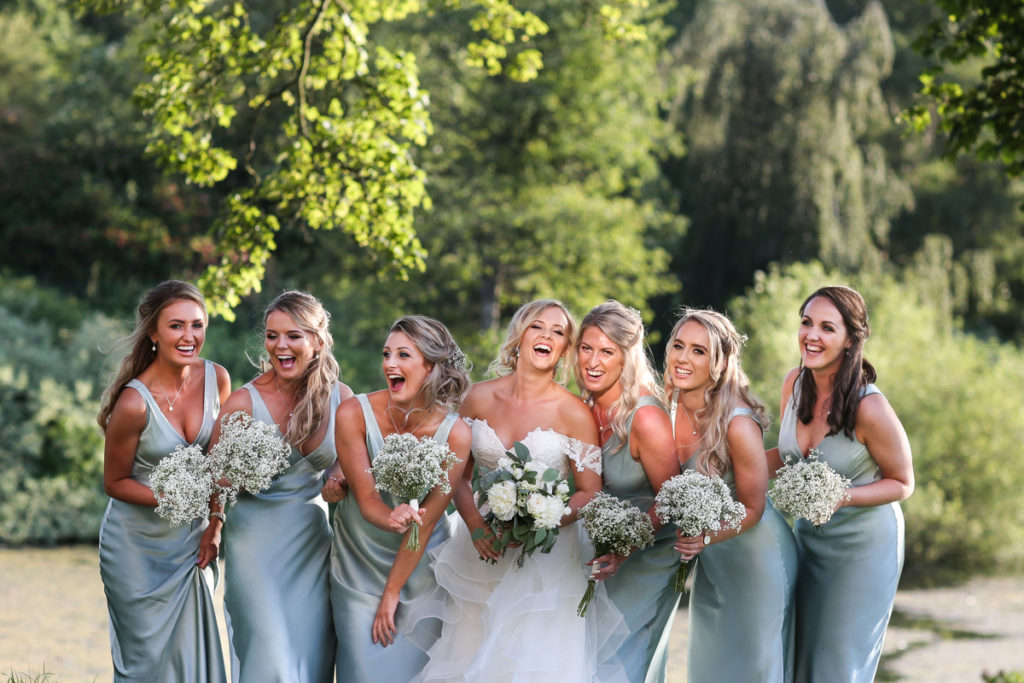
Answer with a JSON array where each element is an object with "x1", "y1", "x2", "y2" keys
[
  {"x1": 209, "y1": 411, "x2": 291, "y2": 505},
  {"x1": 472, "y1": 441, "x2": 572, "y2": 569},
  {"x1": 367, "y1": 432, "x2": 461, "y2": 550},
  {"x1": 771, "y1": 447, "x2": 852, "y2": 526},
  {"x1": 151, "y1": 443, "x2": 214, "y2": 526},
  {"x1": 655, "y1": 470, "x2": 746, "y2": 592},
  {"x1": 577, "y1": 492, "x2": 655, "y2": 617}
]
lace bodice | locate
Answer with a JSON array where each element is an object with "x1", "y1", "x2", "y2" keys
[{"x1": 466, "y1": 418, "x2": 602, "y2": 478}]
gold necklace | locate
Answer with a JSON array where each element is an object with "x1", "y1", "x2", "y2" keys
[
  {"x1": 154, "y1": 374, "x2": 187, "y2": 412},
  {"x1": 678, "y1": 400, "x2": 699, "y2": 436},
  {"x1": 273, "y1": 378, "x2": 295, "y2": 418},
  {"x1": 386, "y1": 395, "x2": 432, "y2": 435}
]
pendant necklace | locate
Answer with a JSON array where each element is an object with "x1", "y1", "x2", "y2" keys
[
  {"x1": 678, "y1": 400, "x2": 699, "y2": 436},
  {"x1": 594, "y1": 406, "x2": 612, "y2": 439},
  {"x1": 387, "y1": 395, "x2": 432, "y2": 435},
  {"x1": 154, "y1": 374, "x2": 187, "y2": 412},
  {"x1": 273, "y1": 379, "x2": 295, "y2": 419}
]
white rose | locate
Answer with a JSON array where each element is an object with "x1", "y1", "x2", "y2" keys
[
  {"x1": 556, "y1": 480, "x2": 570, "y2": 496},
  {"x1": 497, "y1": 456, "x2": 514, "y2": 471},
  {"x1": 488, "y1": 480, "x2": 518, "y2": 521}
]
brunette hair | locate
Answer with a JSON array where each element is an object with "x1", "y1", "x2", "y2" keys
[
  {"x1": 97, "y1": 281, "x2": 207, "y2": 429},
  {"x1": 260, "y1": 291, "x2": 341, "y2": 446},
  {"x1": 389, "y1": 315, "x2": 471, "y2": 414},
  {"x1": 663, "y1": 308, "x2": 767, "y2": 477},
  {"x1": 796, "y1": 286, "x2": 876, "y2": 438},
  {"x1": 488, "y1": 299, "x2": 577, "y2": 383},
  {"x1": 576, "y1": 301, "x2": 663, "y2": 443}
]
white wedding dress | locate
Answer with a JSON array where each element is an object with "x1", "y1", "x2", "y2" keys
[{"x1": 405, "y1": 418, "x2": 629, "y2": 682}]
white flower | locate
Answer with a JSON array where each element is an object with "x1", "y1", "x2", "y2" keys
[
  {"x1": 488, "y1": 480, "x2": 518, "y2": 521},
  {"x1": 497, "y1": 456, "x2": 514, "y2": 470},
  {"x1": 771, "y1": 448, "x2": 851, "y2": 526},
  {"x1": 209, "y1": 411, "x2": 291, "y2": 504},
  {"x1": 556, "y1": 480, "x2": 570, "y2": 496},
  {"x1": 529, "y1": 493, "x2": 567, "y2": 529},
  {"x1": 151, "y1": 443, "x2": 213, "y2": 527}
]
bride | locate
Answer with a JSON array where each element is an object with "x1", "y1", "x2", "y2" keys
[{"x1": 406, "y1": 299, "x2": 626, "y2": 681}]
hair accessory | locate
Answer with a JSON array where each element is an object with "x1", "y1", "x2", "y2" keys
[
  {"x1": 627, "y1": 306, "x2": 643, "y2": 322},
  {"x1": 446, "y1": 346, "x2": 467, "y2": 371}
]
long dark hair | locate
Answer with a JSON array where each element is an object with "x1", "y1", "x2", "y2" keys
[{"x1": 796, "y1": 286, "x2": 876, "y2": 439}]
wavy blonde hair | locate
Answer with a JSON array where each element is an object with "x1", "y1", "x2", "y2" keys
[
  {"x1": 488, "y1": 299, "x2": 577, "y2": 383},
  {"x1": 663, "y1": 308, "x2": 768, "y2": 477},
  {"x1": 260, "y1": 291, "x2": 341, "y2": 447},
  {"x1": 388, "y1": 315, "x2": 471, "y2": 415},
  {"x1": 97, "y1": 281, "x2": 207, "y2": 429},
  {"x1": 577, "y1": 300, "x2": 662, "y2": 443}
]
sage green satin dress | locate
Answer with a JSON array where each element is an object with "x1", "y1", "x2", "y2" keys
[
  {"x1": 222, "y1": 383, "x2": 342, "y2": 683},
  {"x1": 98, "y1": 360, "x2": 227, "y2": 682},
  {"x1": 681, "y1": 404, "x2": 798, "y2": 683},
  {"x1": 778, "y1": 380, "x2": 904, "y2": 683},
  {"x1": 330, "y1": 394, "x2": 457, "y2": 682},
  {"x1": 600, "y1": 395, "x2": 680, "y2": 683}
]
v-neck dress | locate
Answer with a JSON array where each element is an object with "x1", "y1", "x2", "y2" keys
[
  {"x1": 222, "y1": 382, "x2": 342, "y2": 683},
  {"x1": 679, "y1": 400, "x2": 798, "y2": 683},
  {"x1": 599, "y1": 395, "x2": 681, "y2": 683},
  {"x1": 98, "y1": 360, "x2": 227, "y2": 682},
  {"x1": 330, "y1": 394, "x2": 459, "y2": 681},
  {"x1": 777, "y1": 378, "x2": 904, "y2": 683}
]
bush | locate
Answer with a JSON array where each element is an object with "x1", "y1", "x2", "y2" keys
[{"x1": 730, "y1": 261, "x2": 1024, "y2": 585}]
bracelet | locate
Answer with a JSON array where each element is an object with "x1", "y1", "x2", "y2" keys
[{"x1": 209, "y1": 511, "x2": 226, "y2": 522}]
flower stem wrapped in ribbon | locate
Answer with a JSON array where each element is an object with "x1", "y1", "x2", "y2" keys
[
  {"x1": 770, "y1": 447, "x2": 851, "y2": 527},
  {"x1": 577, "y1": 492, "x2": 655, "y2": 617},
  {"x1": 655, "y1": 470, "x2": 746, "y2": 592},
  {"x1": 367, "y1": 432, "x2": 462, "y2": 550},
  {"x1": 472, "y1": 441, "x2": 572, "y2": 569},
  {"x1": 209, "y1": 411, "x2": 292, "y2": 506}
]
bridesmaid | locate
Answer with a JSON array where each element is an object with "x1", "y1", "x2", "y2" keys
[
  {"x1": 322, "y1": 315, "x2": 472, "y2": 680},
  {"x1": 669, "y1": 308, "x2": 798, "y2": 682},
  {"x1": 576, "y1": 301, "x2": 680, "y2": 683},
  {"x1": 97, "y1": 280, "x2": 231, "y2": 682},
  {"x1": 215, "y1": 291, "x2": 353, "y2": 682},
  {"x1": 771, "y1": 286, "x2": 913, "y2": 682}
]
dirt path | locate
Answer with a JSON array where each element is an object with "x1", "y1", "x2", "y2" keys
[{"x1": 2, "y1": 546, "x2": 1021, "y2": 681}]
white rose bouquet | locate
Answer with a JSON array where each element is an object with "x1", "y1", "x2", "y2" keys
[
  {"x1": 576, "y1": 492, "x2": 655, "y2": 617},
  {"x1": 151, "y1": 443, "x2": 215, "y2": 526},
  {"x1": 472, "y1": 442, "x2": 572, "y2": 569},
  {"x1": 209, "y1": 411, "x2": 292, "y2": 506},
  {"x1": 367, "y1": 432, "x2": 462, "y2": 550},
  {"x1": 655, "y1": 470, "x2": 746, "y2": 592},
  {"x1": 771, "y1": 447, "x2": 851, "y2": 527}
]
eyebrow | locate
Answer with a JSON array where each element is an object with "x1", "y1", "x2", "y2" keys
[{"x1": 168, "y1": 318, "x2": 204, "y2": 324}]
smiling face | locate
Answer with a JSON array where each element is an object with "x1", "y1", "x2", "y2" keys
[
  {"x1": 577, "y1": 325, "x2": 625, "y2": 398},
  {"x1": 264, "y1": 309, "x2": 321, "y2": 381},
  {"x1": 151, "y1": 299, "x2": 206, "y2": 366},
  {"x1": 517, "y1": 305, "x2": 570, "y2": 373},
  {"x1": 799, "y1": 296, "x2": 851, "y2": 372},
  {"x1": 666, "y1": 320, "x2": 713, "y2": 394},
  {"x1": 382, "y1": 330, "x2": 434, "y2": 403}
]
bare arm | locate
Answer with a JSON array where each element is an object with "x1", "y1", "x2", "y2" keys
[
  {"x1": 102, "y1": 388, "x2": 155, "y2": 506},
  {"x1": 592, "y1": 403, "x2": 679, "y2": 580},
  {"x1": 845, "y1": 393, "x2": 914, "y2": 507}
]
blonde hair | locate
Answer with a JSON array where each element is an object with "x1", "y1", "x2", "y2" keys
[
  {"x1": 663, "y1": 308, "x2": 768, "y2": 477},
  {"x1": 388, "y1": 315, "x2": 471, "y2": 414},
  {"x1": 577, "y1": 300, "x2": 662, "y2": 443},
  {"x1": 97, "y1": 281, "x2": 207, "y2": 429},
  {"x1": 488, "y1": 299, "x2": 577, "y2": 384},
  {"x1": 261, "y1": 291, "x2": 340, "y2": 447}
]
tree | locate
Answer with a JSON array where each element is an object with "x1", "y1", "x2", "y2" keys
[
  {"x1": 82, "y1": 0, "x2": 652, "y2": 319},
  {"x1": 662, "y1": 0, "x2": 911, "y2": 309},
  {"x1": 908, "y1": 0, "x2": 1024, "y2": 178}
]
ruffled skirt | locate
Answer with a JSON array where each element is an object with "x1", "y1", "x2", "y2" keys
[{"x1": 405, "y1": 517, "x2": 629, "y2": 682}]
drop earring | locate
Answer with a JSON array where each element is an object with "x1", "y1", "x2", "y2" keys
[{"x1": 151, "y1": 341, "x2": 156, "y2": 352}]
